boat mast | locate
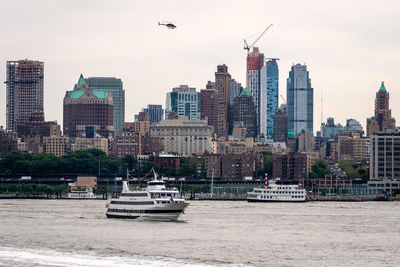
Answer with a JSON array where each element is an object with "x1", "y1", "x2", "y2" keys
[{"x1": 210, "y1": 170, "x2": 214, "y2": 195}]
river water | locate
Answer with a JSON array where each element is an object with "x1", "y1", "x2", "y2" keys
[{"x1": 0, "y1": 199, "x2": 399, "y2": 266}]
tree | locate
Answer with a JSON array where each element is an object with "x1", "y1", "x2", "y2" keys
[
  {"x1": 122, "y1": 154, "x2": 137, "y2": 172},
  {"x1": 309, "y1": 159, "x2": 330, "y2": 178}
]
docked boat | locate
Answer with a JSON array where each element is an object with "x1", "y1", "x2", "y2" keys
[
  {"x1": 106, "y1": 170, "x2": 189, "y2": 220},
  {"x1": 247, "y1": 174, "x2": 307, "y2": 202},
  {"x1": 67, "y1": 188, "x2": 96, "y2": 199}
]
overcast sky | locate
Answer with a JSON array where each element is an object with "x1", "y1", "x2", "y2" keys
[{"x1": 1, "y1": 0, "x2": 399, "y2": 131}]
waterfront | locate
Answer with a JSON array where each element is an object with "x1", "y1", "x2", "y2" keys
[{"x1": 0, "y1": 200, "x2": 399, "y2": 266}]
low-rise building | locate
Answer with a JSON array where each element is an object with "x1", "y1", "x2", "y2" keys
[
  {"x1": 0, "y1": 129, "x2": 18, "y2": 158},
  {"x1": 150, "y1": 153, "x2": 181, "y2": 174},
  {"x1": 272, "y1": 152, "x2": 317, "y2": 180},
  {"x1": 43, "y1": 125, "x2": 69, "y2": 156},
  {"x1": 111, "y1": 131, "x2": 138, "y2": 159},
  {"x1": 71, "y1": 137, "x2": 109, "y2": 154},
  {"x1": 150, "y1": 116, "x2": 213, "y2": 156}
]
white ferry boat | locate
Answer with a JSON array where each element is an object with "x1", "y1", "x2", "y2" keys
[
  {"x1": 106, "y1": 170, "x2": 189, "y2": 220},
  {"x1": 247, "y1": 174, "x2": 307, "y2": 202},
  {"x1": 67, "y1": 188, "x2": 96, "y2": 199}
]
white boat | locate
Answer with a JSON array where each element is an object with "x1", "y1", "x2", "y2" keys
[
  {"x1": 67, "y1": 188, "x2": 96, "y2": 199},
  {"x1": 247, "y1": 175, "x2": 307, "y2": 202},
  {"x1": 106, "y1": 170, "x2": 189, "y2": 220}
]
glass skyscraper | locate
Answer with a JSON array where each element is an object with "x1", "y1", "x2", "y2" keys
[
  {"x1": 165, "y1": 85, "x2": 200, "y2": 120},
  {"x1": 142, "y1": 104, "x2": 164, "y2": 123},
  {"x1": 286, "y1": 64, "x2": 313, "y2": 135},
  {"x1": 85, "y1": 77, "x2": 125, "y2": 135},
  {"x1": 260, "y1": 59, "x2": 279, "y2": 139}
]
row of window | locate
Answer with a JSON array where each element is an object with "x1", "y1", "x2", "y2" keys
[
  {"x1": 120, "y1": 193, "x2": 148, "y2": 197},
  {"x1": 110, "y1": 201, "x2": 153, "y2": 205}
]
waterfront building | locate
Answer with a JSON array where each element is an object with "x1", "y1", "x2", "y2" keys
[
  {"x1": 370, "y1": 131, "x2": 400, "y2": 180},
  {"x1": 111, "y1": 131, "x2": 138, "y2": 159},
  {"x1": 215, "y1": 65, "x2": 232, "y2": 139},
  {"x1": 212, "y1": 138, "x2": 273, "y2": 155},
  {"x1": 273, "y1": 105, "x2": 288, "y2": 143},
  {"x1": 63, "y1": 74, "x2": 114, "y2": 138},
  {"x1": 287, "y1": 64, "x2": 313, "y2": 135},
  {"x1": 16, "y1": 110, "x2": 57, "y2": 143},
  {"x1": 85, "y1": 77, "x2": 125, "y2": 135},
  {"x1": 260, "y1": 58, "x2": 279, "y2": 139},
  {"x1": 141, "y1": 104, "x2": 164, "y2": 124},
  {"x1": 331, "y1": 135, "x2": 367, "y2": 162},
  {"x1": 231, "y1": 88, "x2": 257, "y2": 138},
  {"x1": 200, "y1": 81, "x2": 218, "y2": 132},
  {"x1": 0, "y1": 128, "x2": 18, "y2": 159},
  {"x1": 366, "y1": 82, "x2": 396, "y2": 136},
  {"x1": 5, "y1": 60, "x2": 44, "y2": 132},
  {"x1": 196, "y1": 152, "x2": 262, "y2": 180},
  {"x1": 272, "y1": 152, "x2": 316, "y2": 180},
  {"x1": 150, "y1": 116, "x2": 213, "y2": 156},
  {"x1": 246, "y1": 47, "x2": 264, "y2": 134},
  {"x1": 165, "y1": 85, "x2": 200, "y2": 120},
  {"x1": 321, "y1": 117, "x2": 342, "y2": 140},
  {"x1": 42, "y1": 125, "x2": 69, "y2": 157},
  {"x1": 71, "y1": 137, "x2": 109, "y2": 154},
  {"x1": 150, "y1": 153, "x2": 181, "y2": 174}
]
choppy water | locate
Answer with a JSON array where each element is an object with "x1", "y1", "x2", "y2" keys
[{"x1": 0, "y1": 200, "x2": 399, "y2": 266}]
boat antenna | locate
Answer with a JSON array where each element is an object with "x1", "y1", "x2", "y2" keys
[{"x1": 126, "y1": 168, "x2": 129, "y2": 185}]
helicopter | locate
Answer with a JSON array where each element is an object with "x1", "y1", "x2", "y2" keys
[{"x1": 158, "y1": 21, "x2": 177, "y2": 29}]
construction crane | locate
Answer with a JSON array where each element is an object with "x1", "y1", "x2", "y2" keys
[{"x1": 244, "y1": 23, "x2": 273, "y2": 53}]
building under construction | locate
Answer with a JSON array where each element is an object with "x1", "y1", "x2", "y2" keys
[{"x1": 5, "y1": 60, "x2": 44, "y2": 132}]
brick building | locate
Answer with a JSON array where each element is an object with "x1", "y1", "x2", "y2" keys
[{"x1": 63, "y1": 74, "x2": 114, "y2": 138}]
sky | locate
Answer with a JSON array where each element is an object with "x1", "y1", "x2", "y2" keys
[{"x1": 1, "y1": 0, "x2": 399, "y2": 131}]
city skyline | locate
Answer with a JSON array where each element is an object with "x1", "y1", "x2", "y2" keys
[{"x1": 0, "y1": 1, "x2": 399, "y2": 131}]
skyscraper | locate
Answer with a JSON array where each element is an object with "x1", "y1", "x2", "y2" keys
[
  {"x1": 142, "y1": 104, "x2": 164, "y2": 124},
  {"x1": 321, "y1": 117, "x2": 342, "y2": 140},
  {"x1": 165, "y1": 85, "x2": 200, "y2": 120},
  {"x1": 246, "y1": 47, "x2": 264, "y2": 134},
  {"x1": 229, "y1": 79, "x2": 242, "y2": 105},
  {"x1": 5, "y1": 60, "x2": 44, "y2": 132},
  {"x1": 215, "y1": 65, "x2": 231, "y2": 139},
  {"x1": 260, "y1": 58, "x2": 279, "y2": 139},
  {"x1": 287, "y1": 64, "x2": 313, "y2": 135},
  {"x1": 85, "y1": 77, "x2": 125, "y2": 135},
  {"x1": 64, "y1": 74, "x2": 114, "y2": 138},
  {"x1": 273, "y1": 105, "x2": 288, "y2": 142},
  {"x1": 366, "y1": 82, "x2": 396, "y2": 136},
  {"x1": 200, "y1": 81, "x2": 218, "y2": 132},
  {"x1": 232, "y1": 88, "x2": 257, "y2": 138}
]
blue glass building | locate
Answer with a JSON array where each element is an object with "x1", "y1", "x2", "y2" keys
[
  {"x1": 142, "y1": 104, "x2": 164, "y2": 124},
  {"x1": 165, "y1": 85, "x2": 200, "y2": 120},
  {"x1": 286, "y1": 64, "x2": 313, "y2": 135}
]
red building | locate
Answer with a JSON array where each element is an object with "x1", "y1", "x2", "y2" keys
[
  {"x1": 200, "y1": 81, "x2": 218, "y2": 133},
  {"x1": 150, "y1": 154, "x2": 180, "y2": 174}
]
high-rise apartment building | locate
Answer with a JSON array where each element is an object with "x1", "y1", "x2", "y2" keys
[
  {"x1": 370, "y1": 131, "x2": 400, "y2": 180},
  {"x1": 260, "y1": 58, "x2": 279, "y2": 139},
  {"x1": 63, "y1": 74, "x2": 114, "y2": 138},
  {"x1": 287, "y1": 64, "x2": 313, "y2": 135},
  {"x1": 215, "y1": 65, "x2": 231, "y2": 139},
  {"x1": 200, "y1": 81, "x2": 218, "y2": 132},
  {"x1": 85, "y1": 77, "x2": 125, "y2": 135},
  {"x1": 229, "y1": 79, "x2": 242, "y2": 105},
  {"x1": 232, "y1": 88, "x2": 257, "y2": 138},
  {"x1": 142, "y1": 104, "x2": 164, "y2": 124},
  {"x1": 165, "y1": 85, "x2": 200, "y2": 120},
  {"x1": 5, "y1": 60, "x2": 44, "y2": 132},
  {"x1": 246, "y1": 48, "x2": 264, "y2": 134},
  {"x1": 366, "y1": 82, "x2": 396, "y2": 136},
  {"x1": 273, "y1": 105, "x2": 288, "y2": 142}
]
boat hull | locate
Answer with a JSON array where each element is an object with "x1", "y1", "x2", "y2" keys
[
  {"x1": 247, "y1": 198, "x2": 307, "y2": 203},
  {"x1": 106, "y1": 203, "x2": 189, "y2": 221}
]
